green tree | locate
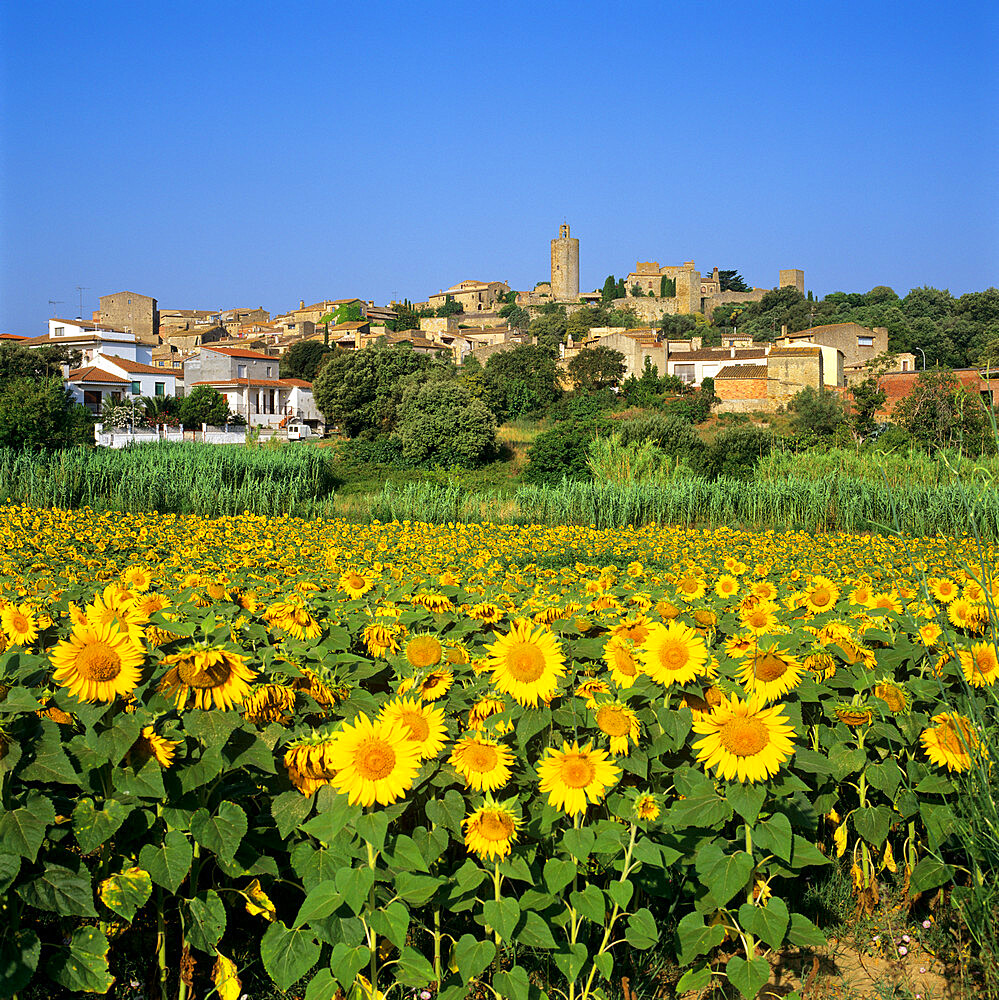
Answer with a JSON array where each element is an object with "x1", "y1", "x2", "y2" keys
[
  {"x1": 523, "y1": 421, "x2": 595, "y2": 484},
  {"x1": 630, "y1": 284, "x2": 644, "y2": 297},
  {"x1": 718, "y1": 270, "x2": 750, "y2": 293},
  {"x1": 528, "y1": 313, "x2": 567, "y2": 351},
  {"x1": 616, "y1": 278, "x2": 626, "y2": 299},
  {"x1": 484, "y1": 344, "x2": 561, "y2": 420},
  {"x1": 0, "y1": 376, "x2": 92, "y2": 449},
  {"x1": 601, "y1": 275, "x2": 618, "y2": 304},
  {"x1": 436, "y1": 295, "x2": 463, "y2": 318},
  {"x1": 567, "y1": 345, "x2": 626, "y2": 392},
  {"x1": 394, "y1": 380, "x2": 497, "y2": 467},
  {"x1": 501, "y1": 305, "x2": 530, "y2": 331},
  {"x1": 178, "y1": 385, "x2": 231, "y2": 429},
  {"x1": 850, "y1": 377, "x2": 887, "y2": 439},
  {"x1": 894, "y1": 368, "x2": 994, "y2": 454},
  {"x1": 283, "y1": 340, "x2": 336, "y2": 381},
  {"x1": 312, "y1": 344, "x2": 445, "y2": 437},
  {"x1": 659, "y1": 275, "x2": 676, "y2": 297},
  {"x1": 788, "y1": 386, "x2": 848, "y2": 438}
]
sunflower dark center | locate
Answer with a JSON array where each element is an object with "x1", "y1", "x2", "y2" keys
[
  {"x1": 77, "y1": 642, "x2": 122, "y2": 682},
  {"x1": 596, "y1": 706, "x2": 632, "y2": 737},
  {"x1": 478, "y1": 811, "x2": 515, "y2": 841},
  {"x1": 560, "y1": 754, "x2": 596, "y2": 787},
  {"x1": 356, "y1": 738, "x2": 396, "y2": 780},
  {"x1": 657, "y1": 641, "x2": 689, "y2": 671},
  {"x1": 507, "y1": 642, "x2": 545, "y2": 682},
  {"x1": 754, "y1": 652, "x2": 788, "y2": 683},
  {"x1": 719, "y1": 718, "x2": 769, "y2": 757}
]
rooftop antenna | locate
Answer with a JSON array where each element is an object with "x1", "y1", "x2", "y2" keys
[
  {"x1": 75, "y1": 286, "x2": 89, "y2": 319},
  {"x1": 48, "y1": 299, "x2": 64, "y2": 314}
]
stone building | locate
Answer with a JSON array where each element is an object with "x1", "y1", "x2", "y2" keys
[
  {"x1": 428, "y1": 281, "x2": 510, "y2": 314},
  {"x1": 775, "y1": 322, "x2": 887, "y2": 370},
  {"x1": 713, "y1": 346, "x2": 825, "y2": 412},
  {"x1": 551, "y1": 224, "x2": 579, "y2": 302},
  {"x1": 98, "y1": 291, "x2": 158, "y2": 344}
]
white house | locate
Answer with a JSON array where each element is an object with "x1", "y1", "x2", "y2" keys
[
  {"x1": 91, "y1": 355, "x2": 177, "y2": 398},
  {"x1": 188, "y1": 376, "x2": 323, "y2": 430},
  {"x1": 25, "y1": 319, "x2": 153, "y2": 366}
]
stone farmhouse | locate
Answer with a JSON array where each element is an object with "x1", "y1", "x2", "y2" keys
[
  {"x1": 428, "y1": 281, "x2": 511, "y2": 314},
  {"x1": 97, "y1": 291, "x2": 159, "y2": 344}
]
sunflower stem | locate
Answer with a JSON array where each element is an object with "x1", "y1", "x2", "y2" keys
[
  {"x1": 744, "y1": 822, "x2": 757, "y2": 959},
  {"x1": 433, "y1": 907, "x2": 442, "y2": 984},
  {"x1": 366, "y1": 837, "x2": 379, "y2": 998},
  {"x1": 155, "y1": 886, "x2": 169, "y2": 1000}
]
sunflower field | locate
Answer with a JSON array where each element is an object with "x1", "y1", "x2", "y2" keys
[{"x1": 0, "y1": 503, "x2": 996, "y2": 999}]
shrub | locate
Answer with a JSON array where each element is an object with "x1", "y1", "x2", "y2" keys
[
  {"x1": 618, "y1": 414, "x2": 699, "y2": 459},
  {"x1": 394, "y1": 380, "x2": 498, "y2": 468},
  {"x1": 788, "y1": 386, "x2": 848, "y2": 437},
  {"x1": 523, "y1": 421, "x2": 597, "y2": 484},
  {"x1": 692, "y1": 424, "x2": 776, "y2": 480}
]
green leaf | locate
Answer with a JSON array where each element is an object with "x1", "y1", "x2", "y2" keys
[
  {"x1": 185, "y1": 708, "x2": 241, "y2": 746},
  {"x1": 394, "y1": 871, "x2": 442, "y2": 906},
  {"x1": 454, "y1": 934, "x2": 496, "y2": 983},
  {"x1": 518, "y1": 910, "x2": 558, "y2": 949},
  {"x1": 483, "y1": 897, "x2": 520, "y2": 941},
  {"x1": 328, "y1": 943, "x2": 370, "y2": 990},
  {"x1": 354, "y1": 811, "x2": 390, "y2": 851},
  {"x1": 191, "y1": 801, "x2": 247, "y2": 863},
  {"x1": 754, "y1": 812, "x2": 793, "y2": 862},
  {"x1": 261, "y1": 921, "x2": 321, "y2": 991},
  {"x1": 387, "y1": 834, "x2": 429, "y2": 873},
  {"x1": 676, "y1": 911, "x2": 725, "y2": 964},
  {"x1": 18, "y1": 863, "x2": 97, "y2": 917},
  {"x1": 625, "y1": 906, "x2": 658, "y2": 949},
  {"x1": 553, "y1": 943, "x2": 588, "y2": 984},
  {"x1": 788, "y1": 912, "x2": 826, "y2": 948},
  {"x1": 304, "y1": 969, "x2": 339, "y2": 1000},
  {"x1": 0, "y1": 794, "x2": 54, "y2": 862},
  {"x1": 517, "y1": 706, "x2": 552, "y2": 750},
  {"x1": 395, "y1": 946, "x2": 437, "y2": 987},
  {"x1": 20, "y1": 722, "x2": 80, "y2": 785},
  {"x1": 676, "y1": 964, "x2": 712, "y2": 993},
  {"x1": 789, "y1": 747, "x2": 832, "y2": 776},
  {"x1": 0, "y1": 928, "x2": 40, "y2": 998},
  {"x1": 295, "y1": 880, "x2": 342, "y2": 928},
  {"x1": 607, "y1": 879, "x2": 633, "y2": 909},
  {"x1": 93, "y1": 715, "x2": 142, "y2": 767},
  {"x1": 0, "y1": 853, "x2": 21, "y2": 894},
  {"x1": 570, "y1": 884, "x2": 605, "y2": 924},
  {"x1": 562, "y1": 826, "x2": 595, "y2": 862},
  {"x1": 99, "y1": 867, "x2": 152, "y2": 922},
  {"x1": 271, "y1": 790, "x2": 314, "y2": 839},
  {"x1": 696, "y1": 844, "x2": 755, "y2": 908},
  {"x1": 424, "y1": 789, "x2": 465, "y2": 832},
  {"x1": 726, "y1": 783, "x2": 766, "y2": 824},
  {"x1": 853, "y1": 805, "x2": 891, "y2": 848},
  {"x1": 667, "y1": 789, "x2": 733, "y2": 830},
  {"x1": 73, "y1": 798, "x2": 129, "y2": 854},
  {"x1": 915, "y1": 774, "x2": 953, "y2": 794},
  {"x1": 493, "y1": 966, "x2": 532, "y2": 1000},
  {"x1": 866, "y1": 759, "x2": 903, "y2": 797},
  {"x1": 186, "y1": 890, "x2": 226, "y2": 952},
  {"x1": 909, "y1": 857, "x2": 955, "y2": 895},
  {"x1": 543, "y1": 857, "x2": 576, "y2": 894},
  {"x1": 369, "y1": 900, "x2": 409, "y2": 949},
  {"x1": 48, "y1": 927, "x2": 113, "y2": 994},
  {"x1": 335, "y1": 866, "x2": 375, "y2": 914},
  {"x1": 727, "y1": 955, "x2": 770, "y2": 1000},
  {"x1": 139, "y1": 830, "x2": 193, "y2": 894},
  {"x1": 738, "y1": 897, "x2": 789, "y2": 950},
  {"x1": 828, "y1": 745, "x2": 867, "y2": 781},
  {"x1": 113, "y1": 757, "x2": 166, "y2": 799},
  {"x1": 300, "y1": 791, "x2": 358, "y2": 843},
  {"x1": 790, "y1": 835, "x2": 829, "y2": 869}
]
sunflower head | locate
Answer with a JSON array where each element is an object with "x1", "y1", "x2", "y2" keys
[
  {"x1": 872, "y1": 678, "x2": 911, "y2": 716},
  {"x1": 833, "y1": 702, "x2": 874, "y2": 728},
  {"x1": 462, "y1": 796, "x2": 521, "y2": 861},
  {"x1": 633, "y1": 792, "x2": 661, "y2": 822},
  {"x1": 405, "y1": 634, "x2": 444, "y2": 670}
]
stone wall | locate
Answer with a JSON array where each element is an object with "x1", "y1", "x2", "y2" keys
[
  {"x1": 716, "y1": 376, "x2": 768, "y2": 401},
  {"x1": 98, "y1": 291, "x2": 158, "y2": 343},
  {"x1": 550, "y1": 224, "x2": 579, "y2": 302},
  {"x1": 766, "y1": 350, "x2": 823, "y2": 404}
]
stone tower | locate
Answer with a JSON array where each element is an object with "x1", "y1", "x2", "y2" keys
[
  {"x1": 779, "y1": 269, "x2": 805, "y2": 294},
  {"x1": 550, "y1": 223, "x2": 579, "y2": 302}
]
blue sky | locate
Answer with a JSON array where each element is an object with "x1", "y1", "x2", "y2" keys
[{"x1": 1, "y1": 0, "x2": 996, "y2": 333}]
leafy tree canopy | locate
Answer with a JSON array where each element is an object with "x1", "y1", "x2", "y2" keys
[
  {"x1": 567, "y1": 345, "x2": 626, "y2": 393},
  {"x1": 394, "y1": 380, "x2": 497, "y2": 468},
  {"x1": 283, "y1": 340, "x2": 337, "y2": 381},
  {"x1": 718, "y1": 270, "x2": 750, "y2": 293},
  {"x1": 178, "y1": 385, "x2": 231, "y2": 430},
  {"x1": 484, "y1": 344, "x2": 561, "y2": 420}
]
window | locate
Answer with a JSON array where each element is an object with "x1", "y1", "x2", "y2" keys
[
  {"x1": 237, "y1": 364, "x2": 247, "y2": 378},
  {"x1": 131, "y1": 381, "x2": 141, "y2": 395},
  {"x1": 858, "y1": 336, "x2": 874, "y2": 347},
  {"x1": 266, "y1": 366, "x2": 273, "y2": 378},
  {"x1": 155, "y1": 382, "x2": 165, "y2": 396},
  {"x1": 54, "y1": 326, "x2": 64, "y2": 337},
  {"x1": 674, "y1": 364, "x2": 696, "y2": 384}
]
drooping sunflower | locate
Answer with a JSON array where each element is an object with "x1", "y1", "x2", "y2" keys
[
  {"x1": 638, "y1": 621, "x2": 708, "y2": 686},
  {"x1": 921, "y1": 712, "x2": 981, "y2": 773},
  {"x1": 486, "y1": 618, "x2": 566, "y2": 707},
  {"x1": 536, "y1": 741, "x2": 620, "y2": 816},
  {"x1": 737, "y1": 647, "x2": 803, "y2": 704},
  {"x1": 1, "y1": 603, "x2": 40, "y2": 646},
  {"x1": 833, "y1": 702, "x2": 874, "y2": 727},
  {"x1": 594, "y1": 701, "x2": 641, "y2": 756},
  {"x1": 363, "y1": 623, "x2": 402, "y2": 658},
  {"x1": 283, "y1": 733, "x2": 337, "y2": 795},
  {"x1": 130, "y1": 725, "x2": 180, "y2": 768},
  {"x1": 691, "y1": 694, "x2": 796, "y2": 784},
  {"x1": 324, "y1": 713, "x2": 423, "y2": 806},
  {"x1": 379, "y1": 697, "x2": 448, "y2": 760},
  {"x1": 405, "y1": 633, "x2": 444, "y2": 669},
  {"x1": 158, "y1": 646, "x2": 257, "y2": 710},
  {"x1": 603, "y1": 635, "x2": 640, "y2": 688},
  {"x1": 958, "y1": 643, "x2": 999, "y2": 687},
  {"x1": 610, "y1": 615, "x2": 653, "y2": 645},
  {"x1": 872, "y1": 678, "x2": 911, "y2": 716},
  {"x1": 467, "y1": 697, "x2": 512, "y2": 734},
  {"x1": 243, "y1": 684, "x2": 297, "y2": 724},
  {"x1": 462, "y1": 797, "x2": 521, "y2": 861},
  {"x1": 449, "y1": 735, "x2": 514, "y2": 791},
  {"x1": 681, "y1": 684, "x2": 725, "y2": 718},
  {"x1": 51, "y1": 620, "x2": 145, "y2": 703}
]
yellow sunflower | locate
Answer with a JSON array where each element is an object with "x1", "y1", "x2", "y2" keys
[
  {"x1": 51, "y1": 620, "x2": 144, "y2": 703},
  {"x1": 575, "y1": 676, "x2": 612, "y2": 707},
  {"x1": 449, "y1": 735, "x2": 514, "y2": 791},
  {"x1": 338, "y1": 569, "x2": 375, "y2": 600},
  {"x1": 958, "y1": 643, "x2": 999, "y2": 687},
  {"x1": 801, "y1": 576, "x2": 839, "y2": 614},
  {"x1": 325, "y1": 713, "x2": 423, "y2": 806},
  {"x1": 921, "y1": 712, "x2": 981, "y2": 773},
  {"x1": 467, "y1": 697, "x2": 512, "y2": 734},
  {"x1": 243, "y1": 684, "x2": 297, "y2": 724},
  {"x1": 379, "y1": 697, "x2": 448, "y2": 760},
  {"x1": 410, "y1": 667, "x2": 453, "y2": 702},
  {"x1": 737, "y1": 647, "x2": 803, "y2": 704},
  {"x1": 405, "y1": 634, "x2": 444, "y2": 669},
  {"x1": 1, "y1": 603, "x2": 39, "y2": 646},
  {"x1": 594, "y1": 701, "x2": 641, "y2": 756},
  {"x1": 131, "y1": 725, "x2": 180, "y2": 768},
  {"x1": 536, "y1": 741, "x2": 620, "y2": 816},
  {"x1": 158, "y1": 646, "x2": 257, "y2": 710},
  {"x1": 928, "y1": 577, "x2": 959, "y2": 603},
  {"x1": 633, "y1": 793, "x2": 661, "y2": 822},
  {"x1": 691, "y1": 694, "x2": 796, "y2": 784},
  {"x1": 462, "y1": 797, "x2": 521, "y2": 861},
  {"x1": 603, "y1": 635, "x2": 640, "y2": 688},
  {"x1": 740, "y1": 603, "x2": 780, "y2": 636},
  {"x1": 610, "y1": 615, "x2": 653, "y2": 645},
  {"x1": 834, "y1": 702, "x2": 874, "y2": 728},
  {"x1": 486, "y1": 618, "x2": 566, "y2": 707},
  {"x1": 872, "y1": 678, "x2": 911, "y2": 716},
  {"x1": 638, "y1": 621, "x2": 708, "y2": 686},
  {"x1": 363, "y1": 623, "x2": 401, "y2": 658}
]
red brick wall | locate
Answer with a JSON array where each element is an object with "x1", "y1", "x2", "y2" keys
[{"x1": 715, "y1": 377, "x2": 768, "y2": 400}]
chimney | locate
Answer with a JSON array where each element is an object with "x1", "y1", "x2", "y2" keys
[
  {"x1": 780, "y1": 324, "x2": 788, "y2": 337},
  {"x1": 299, "y1": 300, "x2": 305, "y2": 309},
  {"x1": 730, "y1": 345, "x2": 736, "y2": 358}
]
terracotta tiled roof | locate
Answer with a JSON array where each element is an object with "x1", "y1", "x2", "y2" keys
[
  {"x1": 674, "y1": 347, "x2": 767, "y2": 361},
  {"x1": 191, "y1": 378, "x2": 309, "y2": 389},
  {"x1": 202, "y1": 345, "x2": 274, "y2": 360},
  {"x1": 328, "y1": 321, "x2": 369, "y2": 332},
  {"x1": 66, "y1": 367, "x2": 130, "y2": 384},
  {"x1": 769, "y1": 346, "x2": 822, "y2": 357},
  {"x1": 99, "y1": 355, "x2": 172, "y2": 375},
  {"x1": 0, "y1": 333, "x2": 27, "y2": 340},
  {"x1": 716, "y1": 365, "x2": 768, "y2": 378}
]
